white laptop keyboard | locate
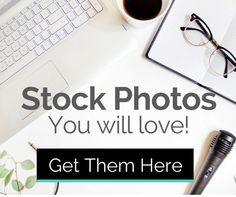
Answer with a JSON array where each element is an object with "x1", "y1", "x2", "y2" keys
[{"x1": 0, "y1": 0, "x2": 103, "y2": 84}]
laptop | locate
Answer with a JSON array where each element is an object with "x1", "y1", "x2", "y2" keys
[{"x1": 0, "y1": 0, "x2": 135, "y2": 144}]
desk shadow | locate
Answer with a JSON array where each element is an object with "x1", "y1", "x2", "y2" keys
[{"x1": 184, "y1": 130, "x2": 218, "y2": 195}]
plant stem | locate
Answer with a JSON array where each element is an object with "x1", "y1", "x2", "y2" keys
[
  {"x1": 14, "y1": 161, "x2": 21, "y2": 195},
  {"x1": 7, "y1": 155, "x2": 21, "y2": 195},
  {"x1": 3, "y1": 154, "x2": 21, "y2": 195}
]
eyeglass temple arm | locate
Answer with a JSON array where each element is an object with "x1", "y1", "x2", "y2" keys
[
  {"x1": 180, "y1": 26, "x2": 207, "y2": 34},
  {"x1": 180, "y1": 26, "x2": 211, "y2": 40},
  {"x1": 192, "y1": 14, "x2": 213, "y2": 39},
  {"x1": 218, "y1": 48, "x2": 236, "y2": 69},
  {"x1": 223, "y1": 57, "x2": 229, "y2": 78},
  {"x1": 180, "y1": 14, "x2": 212, "y2": 40},
  {"x1": 195, "y1": 20, "x2": 210, "y2": 36}
]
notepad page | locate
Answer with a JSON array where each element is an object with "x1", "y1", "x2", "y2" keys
[
  {"x1": 147, "y1": 0, "x2": 236, "y2": 83},
  {"x1": 202, "y1": 14, "x2": 236, "y2": 101},
  {"x1": 221, "y1": 15, "x2": 236, "y2": 53}
]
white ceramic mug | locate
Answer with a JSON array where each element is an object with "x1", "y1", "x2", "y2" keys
[{"x1": 117, "y1": 0, "x2": 172, "y2": 27}]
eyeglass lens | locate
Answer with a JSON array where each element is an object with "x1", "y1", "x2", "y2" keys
[{"x1": 183, "y1": 18, "x2": 211, "y2": 46}]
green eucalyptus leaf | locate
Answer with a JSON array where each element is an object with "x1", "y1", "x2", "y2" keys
[
  {"x1": 25, "y1": 176, "x2": 36, "y2": 189},
  {"x1": 0, "y1": 150, "x2": 7, "y2": 159},
  {"x1": 20, "y1": 160, "x2": 35, "y2": 170},
  {"x1": 0, "y1": 168, "x2": 9, "y2": 178},
  {"x1": 12, "y1": 179, "x2": 24, "y2": 192},
  {"x1": 4, "y1": 169, "x2": 13, "y2": 187}
]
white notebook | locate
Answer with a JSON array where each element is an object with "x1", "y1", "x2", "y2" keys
[{"x1": 147, "y1": 0, "x2": 236, "y2": 103}]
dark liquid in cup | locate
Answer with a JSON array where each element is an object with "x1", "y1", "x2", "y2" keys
[{"x1": 123, "y1": 0, "x2": 162, "y2": 20}]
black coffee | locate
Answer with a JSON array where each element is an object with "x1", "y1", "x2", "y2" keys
[{"x1": 123, "y1": 0, "x2": 162, "y2": 20}]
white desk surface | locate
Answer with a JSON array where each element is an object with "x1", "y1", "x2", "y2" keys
[{"x1": 0, "y1": 1, "x2": 236, "y2": 195}]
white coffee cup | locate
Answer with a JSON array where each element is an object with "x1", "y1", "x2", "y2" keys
[{"x1": 117, "y1": 0, "x2": 172, "y2": 27}]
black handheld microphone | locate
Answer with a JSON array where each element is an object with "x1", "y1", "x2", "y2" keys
[{"x1": 189, "y1": 130, "x2": 236, "y2": 195}]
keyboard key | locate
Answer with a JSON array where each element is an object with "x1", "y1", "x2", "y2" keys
[
  {"x1": 33, "y1": 26, "x2": 42, "y2": 35},
  {"x1": 0, "y1": 41, "x2": 7, "y2": 51},
  {"x1": 34, "y1": 15, "x2": 43, "y2": 24},
  {"x1": 35, "y1": 46, "x2": 45, "y2": 55},
  {"x1": 3, "y1": 27, "x2": 12, "y2": 36},
  {"x1": 64, "y1": 24, "x2": 74, "y2": 34},
  {"x1": 48, "y1": 3, "x2": 59, "y2": 13},
  {"x1": 12, "y1": 51, "x2": 22, "y2": 61},
  {"x1": 10, "y1": 22, "x2": 19, "y2": 31},
  {"x1": 26, "y1": 20, "x2": 35, "y2": 29},
  {"x1": 18, "y1": 26, "x2": 28, "y2": 35},
  {"x1": 19, "y1": 46, "x2": 29, "y2": 56},
  {"x1": 5, "y1": 57, "x2": 14, "y2": 66},
  {"x1": 39, "y1": 0, "x2": 54, "y2": 9},
  {"x1": 12, "y1": 31, "x2": 21, "y2": 40},
  {"x1": 21, "y1": 7, "x2": 29, "y2": 14},
  {"x1": 49, "y1": 17, "x2": 68, "y2": 34},
  {"x1": 5, "y1": 36, "x2": 14, "y2": 46},
  {"x1": 42, "y1": 30, "x2": 50, "y2": 39},
  {"x1": 32, "y1": 5, "x2": 41, "y2": 15},
  {"x1": 50, "y1": 35, "x2": 59, "y2": 44},
  {"x1": 25, "y1": 10, "x2": 34, "y2": 20},
  {"x1": 7, "y1": 19, "x2": 14, "y2": 25},
  {"x1": 42, "y1": 40, "x2": 52, "y2": 50},
  {"x1": 25, "y1": 31, "x2": 34, "y2": 43},
  {"x1": 81, "y1": 1, "x2": 91, "y2": 10},
  {"x1": 0, "y1": 62, "x2": 7, "y2": 72},
  {"x1": 57, "y1": 29, "x2": 66, "y2": 39},
  {"x1": 67, "y1": 11, "x2": 76, "y2": 21},
  {"x1": 87, "y1": 7, "x2": 96, "y2": 18},
  {"x1": 48, "y1": 10, "x2": 64, "y2": 24},
  {"x1": 18, "y1": 37, "x2": 27, "y2": 46},
  {"x1": 56, "y1": 0, "x2": 66, "y2": 6},
  {"x1": 28, "y1": 2, "x2": 36, "y2": 9},
  {"x1": 41, "y1": 10, "x2": 50, "y2": 19},
  {"x1": 40, "y1": 20, "x2": 49, "y2": 30},
  {"x1": 89, "y1": 0, "x2": 102, "y2": 12},
  {"x1": 62, "y1": 4, "x2": 72, "y2": 14},
  {"x1": 74, "y1": 6, "x2": 83, "y2": 15},
  {"x1": 34, "y1": 36, "x2": 43, "y2": 45},
  {"x1": 3, "y1": 47, "x2": 13, "y2": 57},
  {"x1": 68, "y1": 0, "x2": 78, "y2": 8},
  {"x1": 18, "y1": 16, "x2": 27, "y2": 25},
  {"x1": 0, "y1": 52, "x2": 6, "y2": 62},
  {"x1": 11, "y1": 42, "x2": 20, "y2": 51},
  {"x1": 27, "y1": 41, "x2": 36, "y2": 50},
  {"x1": 72, "y1": 13, "x2": 88, "y2": 28}
]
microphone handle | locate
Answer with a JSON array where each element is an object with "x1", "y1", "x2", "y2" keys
[{"x1": 189, "y1": 151, "x2": 224, "y2": 194}]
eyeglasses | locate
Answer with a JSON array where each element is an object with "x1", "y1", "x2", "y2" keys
[{"x1": 180, "y1": 13, "x2": 236, "y2": 78}]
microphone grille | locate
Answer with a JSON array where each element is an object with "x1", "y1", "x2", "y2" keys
[
  {"x1": 211, "y1": 130, "x2": 236, "y2": 155},
  {"x1": 210, "y1": 136, "x2": 217, "y2": 147}
]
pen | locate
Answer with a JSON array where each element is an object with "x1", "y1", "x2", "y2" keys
[{"x1": 28, "y1": 141, "x2": 37, "y2": 151}]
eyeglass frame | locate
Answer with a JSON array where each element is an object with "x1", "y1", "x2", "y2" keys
[{"x1": 180, "y1": 13, "x2": 236, "y2": 78}]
